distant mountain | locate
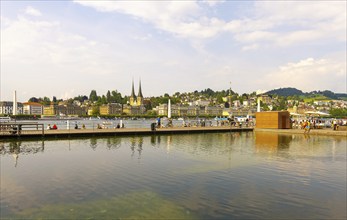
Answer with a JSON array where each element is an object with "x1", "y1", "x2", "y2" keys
[
  {"x1": 265, "y1": 88, "x2": 305, "y2": 96},
  {"x1": 336, "y1": 93, "x2": 347, "y2": 99},
  {"x1": 265, "y1": 87, "x2": 346, "y2": 100}
]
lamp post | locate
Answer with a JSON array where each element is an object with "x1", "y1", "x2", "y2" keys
[{"x1": 229, "y1": 81, "x2": 232, "y2": 111}]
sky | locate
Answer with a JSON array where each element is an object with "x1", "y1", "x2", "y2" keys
[{"x1": 1, "y1": 0, "x2": 346, "y2": 102}]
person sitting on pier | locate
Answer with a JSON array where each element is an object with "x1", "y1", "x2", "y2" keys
[
  {"x1": 97, "y1": 124, "x2": 102, "y2": 129},
  {"x1": 52, "y1": 124, "x2": 58, "y2": 130},
  {"x1": 116, "y1": 123, "x2": 120, "y2": 129},
  {"x1": 74, "y1": 124, "x2": 79, "y2": 129},
  {"x1": 82, "y1": 124, "x2": 86, "y2": 129},
  {"x1": 47, "y1": 124, "x2": 51, "y2": 130}
]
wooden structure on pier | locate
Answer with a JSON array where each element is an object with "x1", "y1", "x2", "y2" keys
[{"x1": 255, "y1": 111, "x2": 291, "y2": 129}]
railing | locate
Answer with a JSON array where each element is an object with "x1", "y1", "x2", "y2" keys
[{"x1": 0, "y1": 123, "x2": 44, "y2": 136}]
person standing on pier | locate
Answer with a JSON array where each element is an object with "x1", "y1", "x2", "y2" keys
[{"x1": 157, "y1": 117, "x2": 161, "y2": 128}]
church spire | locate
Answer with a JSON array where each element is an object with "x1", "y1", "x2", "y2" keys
[
  {"x1": 137, "y1": 79, "x2": 143, "y2": 106},
  {"x1": 138, "y1": 79, "x2": 143, "y2": 98},
  {"x1": 130, "y1": 78, "x2": 136, "y2": 106}
]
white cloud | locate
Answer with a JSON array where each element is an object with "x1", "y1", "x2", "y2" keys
[
  {"x1": 242, "y1": 44, "x2": 259, "y2": 51},
  {"x1": 74, "y1": 1, "x2": 346, "y2": 50},
  {"x1": 74, "y1": 1, "x2": 222, "y2": 39},
  {"x1": 24, "y1": 6, "x2": 42, "y2": 17},
  {"x1": 259, "y1": 57, "x2": 346, "y2": 92},
  {"x1": 1, "y1": 14, "x2": 121, "y2": 101}
]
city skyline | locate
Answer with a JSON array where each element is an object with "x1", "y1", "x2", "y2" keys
[{"x1": 1, "y1": 1, "x2": 346, "y2": 102}]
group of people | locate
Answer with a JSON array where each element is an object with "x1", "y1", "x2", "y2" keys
[
  {"x1": 292, "y1": 118, "x2": 345, "y2": 132},
  {"x1": 47, "y1": 124, "x2": 58, "y2": 130},
  {"x1": 301, "y1": 120, "x2": 311, "y2": 133},
  {"x1": 47, "y1": 123, "x2": 86, "y2": 130}
]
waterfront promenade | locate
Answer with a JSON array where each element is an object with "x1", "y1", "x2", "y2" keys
[
  {"x1": 1, "y1": 123, "x2": 346, "y2": 139},
  {"x1": 0, "y1": 126, "x2": 253, "y2": 139}
]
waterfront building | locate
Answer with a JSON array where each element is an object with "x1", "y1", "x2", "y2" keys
[
  {"x1": 157, "y1": 104, "x2": 168, "y2": 116},
  {"x1": 23, "y1": 102, "x2": 43, "y2": 115},
  {"x1": 100, "y1": 103, "x2": 123, "y2": 115},
  {"x1": 205, "y1": 106, "x2": 223, "y2": 116},
  {"x1": 187, "y1": 106, "x2": 201, "y2": 116},
  {"x1": 156, "y1": 104, "x2": 224, "y2": 117},
  {"x1": 123, "y1": 104, "x2": 146, "y2": 115},
  {"x1": 0, "y1": 101, "x2": 23, "y2": 115},
  {"x1": 257, "y1": 95, "x2": 272, "y2": 104},
  {"x1": 43, "y1": 103, "x2": 86, "y2": 116},
  {"x1": 64, "y1": 104, "x2": 87, "y2": 116},
  {"x1": 43, "y1": 103, "x2": 57, "y2": 115}
]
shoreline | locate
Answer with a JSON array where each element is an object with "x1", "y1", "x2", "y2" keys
[
  {"x1": 1, "y1": 126, "x2": 346, "y2": 141},
  {"x1": 255, "y1": 128, "x2": 347, "y2": 137},
  {"x1": 0, "y1": 126, "x2": 253, "y2": 140}
]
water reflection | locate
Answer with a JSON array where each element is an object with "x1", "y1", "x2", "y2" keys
[
  {"x1": 90, "y1": 138, "x2": 97, "y2": 150},
  {"x1": 130, "y1": 137, "x2": 143, "y2": 159},
  {"x1": 255, "y1": 131, "x2": 292, "y2": 153},
  {"x1": 1, "y1": 133, "x2": 346, "y2": 219},
  {"x1": 0, "y1": 140, "x2": 45, "y2": 167},
  {"x1": 106, "y1": 138, "x2": 121, "y2": 150}
]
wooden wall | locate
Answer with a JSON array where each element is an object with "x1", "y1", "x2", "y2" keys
[{"x1": 256, "y1": 111, "x2": 291, "y2": 129}]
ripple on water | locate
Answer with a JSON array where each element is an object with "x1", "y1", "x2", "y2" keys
[{"x1": 1, "y1": 133, "x2": 346, "y2": 219}]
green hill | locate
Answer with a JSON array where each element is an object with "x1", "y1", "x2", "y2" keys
[{"x1": 266, "y1": 88, "x2": 346, "y2": 100}]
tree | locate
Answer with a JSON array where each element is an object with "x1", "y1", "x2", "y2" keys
[
  {"x1": 111, "y1": 90, "x2": 124, "y2": 103},
  {"x1": 100, "y1": 95, "x2": 107, "y2": 104},
  {"x1": 106, "y1": 90, "x2": 111, "y2": 103},
  {"x1": 74, "y1": 95, "x2": 88, "y2": 102},
  {"x1": 330, "y1": 109, "x2": 347, "y2": 117},
  {"x1": 89, "y1": 90, "x2": 98, "y2": 102},
  {"x1": 28, "y1": 97, "x2": 39, "y2": 102},
  {"x1": 41, "y1": 97, "x2": 51, "y2": 105},
  {"x1": 91, "y1": 106, "x2": 100, "y2": 116}
]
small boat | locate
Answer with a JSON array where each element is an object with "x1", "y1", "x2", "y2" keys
[
  {"x1": 0, "y1": 116, "x2": 11, "y2": 122},
  {"x1": 102, "y1": 121, "x2": 112, "y2": 125},
  {"x1": 89, "y1": 116, "x2": 101, "y2": 120}
]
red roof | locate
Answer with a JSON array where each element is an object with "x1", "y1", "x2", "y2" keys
[{"x1": 23, "y1": 102, "x2": 43, "y2": 106}]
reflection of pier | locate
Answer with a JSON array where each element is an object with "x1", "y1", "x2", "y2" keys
[
  {"x1": 0, "y1": 140, "x2": 45, "y2": 167},
  {"x1": 0, "y1": 126, "x2": 253, "y2": 139}
]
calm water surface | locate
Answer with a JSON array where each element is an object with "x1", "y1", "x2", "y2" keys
[{"x1": 1, "y1": 132, "x2": 346, "y2": 219}]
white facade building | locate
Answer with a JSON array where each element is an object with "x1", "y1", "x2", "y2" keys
[
  {"x1": 0, "y1": 101, "x2": 23, "y2": 115},
  {"x1": 23, "y1": 102, "x2": 43, "y2": 115}
]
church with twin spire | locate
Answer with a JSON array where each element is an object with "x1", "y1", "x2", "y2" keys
[
  {"x1": 123, "y1": 79, "x2": 146, "y2": 115},
  {"x1": 129, "y1": 79, "x2": 143, "y2": 106}
]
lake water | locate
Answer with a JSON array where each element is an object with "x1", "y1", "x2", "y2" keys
[{"x1": 1, "y1": 132, "x2": 346, "y2": 219}]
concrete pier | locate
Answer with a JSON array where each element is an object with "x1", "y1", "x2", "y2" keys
[{"x1": 0, "y1": 126, "x2": 253, "y2": 140}]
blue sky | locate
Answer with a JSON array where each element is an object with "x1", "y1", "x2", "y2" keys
[{"x1": 1, "y1": 0, "x2": 346, "y2": 102}]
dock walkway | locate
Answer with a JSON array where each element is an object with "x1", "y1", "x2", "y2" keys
[{"x1": 0, "y1": 126, "x2": 253, "y2": 139}]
